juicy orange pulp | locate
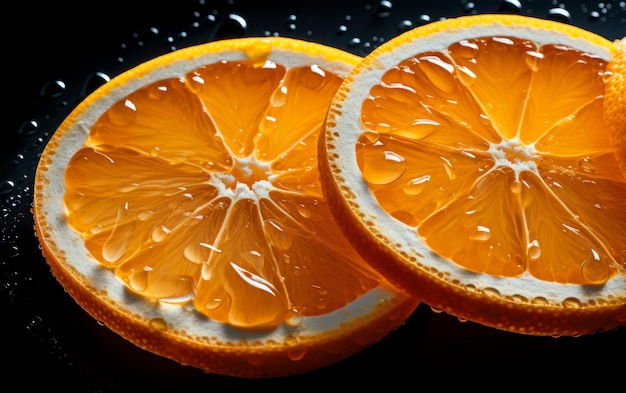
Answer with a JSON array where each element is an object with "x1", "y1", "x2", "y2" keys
[
  {"x1": 358, "y1": 36, "x2": 626, "y2": 285},
  {"x1": 63, "y1": 59, "x2": 383, "y2": 329}
]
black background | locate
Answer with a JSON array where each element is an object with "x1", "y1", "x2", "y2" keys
[{"x1": 2, "y1": 1, "x2": 625, "y2": 391}]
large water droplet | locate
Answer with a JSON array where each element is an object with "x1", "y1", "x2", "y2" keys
[
  {"x1": 39, "y1": 80, "x2": 66, "y2": 98},
  {"x1": 18, "y1": 120, "x2": 38, "y2": 136},
  {"x1": 214, "y1": 14, "x2": 247, "y2": 39},
  {"x1": 81, "y1": 72, "x2": 111, "y2": 97}
]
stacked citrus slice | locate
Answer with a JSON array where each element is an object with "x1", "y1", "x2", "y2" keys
[
  {"x1": 33, "y1": 14, "x2": 626, "y2": 379},
  {"x1": 320, "y1": 14, "x2": 626, "y2": 336},
  {"x1": 32, "y1": 37, "x2": 418, "y2": 378}
]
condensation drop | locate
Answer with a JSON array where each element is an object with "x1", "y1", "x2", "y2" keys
[
  {"x1": 402, "y1": 175, "x2": 430, "y2": 196},
  {"x1": 149, "y1": 317, "x2": 167, "y2": 331},
  {"x1": 128, "y1": 267, "x2": 151, "y2": 292},
  {"x1": 107, "y1": 99, "x2": 137, "y2": 126},
  {"x1": 0, "y1": 180, "x2": 16, "y2": 196},
  {"x1": 39, "y1": 80, "x2": 66, "y2": 98},
  {"x1": 18, "y1": 120, "x2": 38, "y2": 136},
  {"x1": 214, "y1": 13, "x2": 247, "y2": 39},
  {"x1": 528, "y1": 240, "x2": 542, "y2": 260},
  {"x1": 81, "y1": 72, "x2": 111, "y2": 97},
  {"x1": 469, "y1": 225, "x2": 491, "y2": 241},
  {"x1": 362, "y1": 150, "x2": 405, "y2": 184},
  {"x1": 264, "y1": 219, "x2": 292, "y2": 250}
]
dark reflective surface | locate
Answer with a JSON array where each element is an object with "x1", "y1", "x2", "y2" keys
[{"x1": 3, "y1": 1, "x2": 625, "y2": 391}]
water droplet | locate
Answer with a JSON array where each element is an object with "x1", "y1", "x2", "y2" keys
[
  {"x1": 39, "y1": 80, "x2": 66, "y2": 98},
  {"x1": 398, "y1": 19, "x2": 413, "y2": 32},
  {"x1": 547, "y1": 7, "x2": 572, "y2": 23},
  {"x1": 581, "y1": 248, "x2": 609, "y2": 284},
  {"x1": 392, "y1": 118, "x2": 441, "y2": 140},
  {"x1": 562, "y1": 297, "x2": 582, "y2": 308},
  {"x1": 81, "y1": 72, "x2": 110, "y2": 97},
  {"x1": 151, "y1": 225, "x2": 171, "y2": 242},
  {"x1": 510, "y1": 180, "x2": 522, "y2": 194},
  {"x1": 497, "y1": 0, "x2": 523, "y2": 13},
  {"x1": 149, "y1": 317, "x2": 167, "y2": 331},
  {"x1": 375, "y1": 0, "x2": 393, "y2": 18},
  {"x1": 107, "y1": 99, "x2": 137, "y2": 126},
  {"x1": 579, "y1": 157, "x2": 598, "y2": 173},
  {"x1": 469, "y1": 225, "x2": 491, "y2": 241},
  {"x1": 0, "y1": 180, "x2": 15, "y2": 196},
  {"x1": 285, "y1": 309, "x2": 303, "y2": 327},
  {"x1": 264, "y1": 219, "x2": 292, "y2": 250},
  {"x1": 214, "y1": 13, "x2": 247, "y2": 39},
  {"x1": 450, "y1": 40, "x2": 479, "y2": 60},
  {"x1": 402, "y1": 175, "x2": 430, "y2": 196},
  {"x1": 128, "y1": 267, "x2": 151, "y2": 292},
  {"x1": 270, "y1": 85, "x2": 288, "y2": 107},
  {"x1": 205, "y1": 297, "x2": 223, "y2": 310},
  {"x1": 285, "y1": 336, "x2": 306, "y2": 361},
  {"x1": 18, "y1": 120, "x2": 38, "y2": 136},
  {"x1": 362, "y1": 149, "x2": 406, "y2": 184},
  {"x1": 336, "y1": 24, "x2": 348, "y2": 34},
  {"x1": 348, "y1": 37, "x2": 361, "y2": 47},
  {"x1": 602, "y1": 71, "x2": 614, "y2": 83},
  {"x1": 524, "y1": 50, "x2": 544, "y2": 71},
  {"x1": 441, "y1": 156, "x2": 456, "y2": 180},
  {"x1": 483, "y1": 287, "x2": 500, "y2": 297},
  {"x1": 528, "y1": 239, "x2": 541, "y2": 260},
  {"x1": 296, "y1": 203, "x2": 311, "y2": 218}
]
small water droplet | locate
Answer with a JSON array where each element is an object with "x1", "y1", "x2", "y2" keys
[
  {"x1": 469, "y1": 225, "x2": 491, "y2": 241},
  {"x1": 528, "y1": 239, "x2": 542, "y2": 260},
  {"x1": 128, "y1": 267, "x2": 151, "y2": 292},
  {"x1": 348, "y1": 37, "x2": 361, "y2": 47},
  {"x1": 398, "y1": 19, "x2": 413, "y2": 32},
  {"x1": 0, "y1": 180, "x2": 16, "y2": 196},
  {"x1": 151, "y1": 225, "x2": 171, "y2": 242},
  {"x1": 39, "y1": 80, "x2": 66, "y2": 98},
  {"x1": 402, "y1": 175, "x2": 430, "y2": 196},
  {"x1": 498, "y1": 0, "x2": 523, "y2": 13},
  {"x1": 107, "y1": 99, "x2": 137, "y2": 126},
  {"x1": 264, "y1": 219, "x2": 292, "y2": 250},
  {"x1": 214, "y1": 13, "x2": 247, "y2": 39},
  {"x1": 362, "y1": 149, "x2": 405, "y2": 184},
  {"x1": 392, "y1": 118, "x2": 441, "y2": 140},
  {"x1": 547, "y1": 7, "x2": 572, "y2": 23},
  {"x1": 524, "y1": 50, "x2": 544, "y2": 71},
  {"x1": 149, "y1": 317, "x2": 167, "y2": 331},
  {"x1": 81, "y1": 72, "x2": 111, "y2": 97},
  {"x1": 562, "y1": 297, "x2": 582, "y2": 308},
  {"x1": 18, "y1": 120, "x2": 38, "y2": 136},
  {"x1": 205, "y1": 297, "x2": 223, "y2": 310},
  {"x1": 375, "y1": 0, "x2": 393, "y2": 18}
]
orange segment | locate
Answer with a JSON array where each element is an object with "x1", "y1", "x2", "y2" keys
[
  {"x1": 321, "y1": 14, "x2": 626, "y2": 336},
  {"x1": 34, "y1": 37, "x2": 418, "y2": 378}
]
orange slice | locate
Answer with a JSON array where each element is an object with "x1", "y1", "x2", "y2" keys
[
  {"x1": 33, "y1": 37, "x2": 418, "y2": 378},
  {"x1": 320, "y1": 14, "x2": 626, "y2": 336},
  {"x1": 605, "y1": 37, "x2": 626, "y2": 176}
]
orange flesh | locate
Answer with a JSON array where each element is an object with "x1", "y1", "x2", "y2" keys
[
  {"x1": 63, "y1": 60, "x2": 383, "y2": 329},
  {"x1": 358, "y1": 36, "x2": 626, "y2": 284}
]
